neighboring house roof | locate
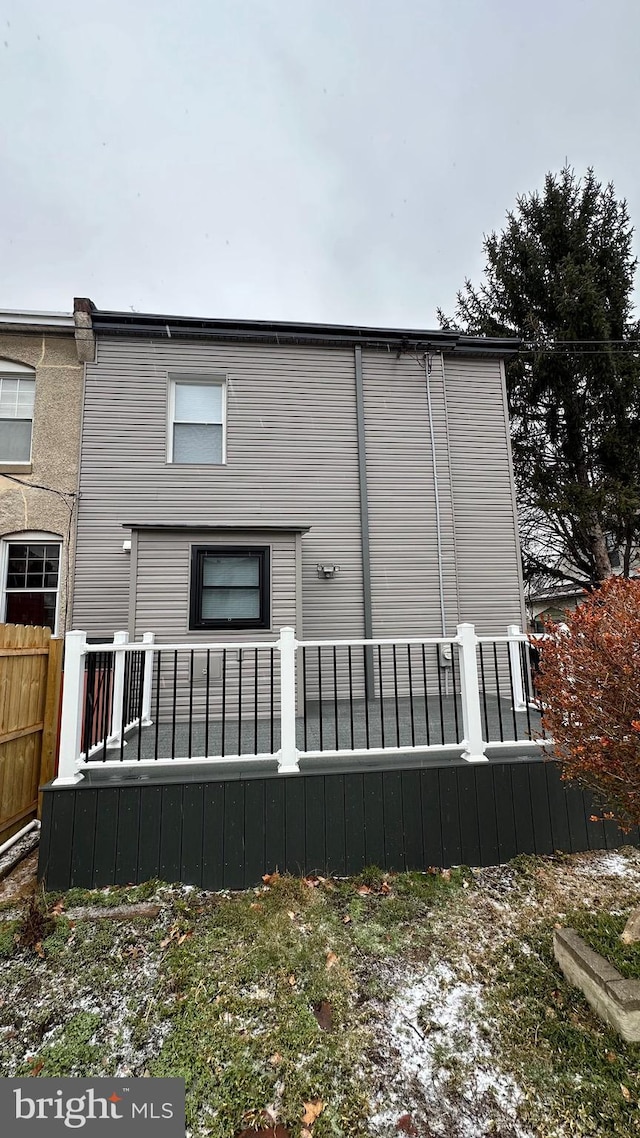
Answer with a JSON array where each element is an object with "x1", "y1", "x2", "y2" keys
[
  {"x1": 528, "y1": 569, "x2": 640, "y2": 607},
  {"x1": 527, "y1": 584, "x2": 586, "y2": 605},
  {"x1": 0, "y1": 309, "x2": 74, "y2": 331},
  {"x1": 75, "y1": 299, "x2": 521, "y2": 358}
]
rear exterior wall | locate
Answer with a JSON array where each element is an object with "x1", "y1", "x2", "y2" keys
[{"x1": 72, "y1": 338, "x2": 525, "y2": 641}]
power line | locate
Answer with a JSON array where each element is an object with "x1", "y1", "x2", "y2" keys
[
  {"x1": 0, "y1": 474, "x2": 78, "y2": 629},
  {"x1": 517, "y1": 338, "x2": 640, "y2": 357},
  {"x1": 0, "y1": 473, "x2": 77, "y2": 501},
  {"x1": 525, "y1": 339, "x2": 640, "y2": 345}
]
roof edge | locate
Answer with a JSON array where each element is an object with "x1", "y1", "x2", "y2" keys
[
  {"x1": 83, "y1": 304, "x2": 521, "y2": 357},
  {"x1": 123, "y1": 522, "x2": 312, "y2": 533},
  {"x1": 0, "y1": 310, "x2": 74, "y2": 331}
]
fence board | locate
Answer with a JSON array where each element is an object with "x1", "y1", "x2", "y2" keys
[{"x1": 0, "y1": 624, "x2": 63, "y2": 841}]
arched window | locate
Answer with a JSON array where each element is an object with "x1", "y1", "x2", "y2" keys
[
  {"x1": 0, "y1": 358, "x2": 36, "y2": 463},
  {"x1": 1, "y1": 532, "x2": 62, "y2": 632}
]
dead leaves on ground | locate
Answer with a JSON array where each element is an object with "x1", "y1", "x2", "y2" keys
[
  {"x1": 312, "y1": 999, "x2": 333, "y2": 1031},
  {"x1": 160, "y1": 923, "x2": 193, "y2": 950},
  {"x1": 356, "y1": 880, "x2": 392, "y2": 896},
  {"x1": 396, "y1": 1114, "x2": 419, "y2": 1136},
  {"x1": 236, "y1": 1127, "x2": 290, "y2": 1138},
  {"x1": 302, "y1": 1100, "x2": 325, "y2": 1126},
  {"x1": 234, "y1": 1100, "x2": 324, "y2": 1138},
  {"x1": 259, "y1": 866, "x2": 454, "y2": 900}
]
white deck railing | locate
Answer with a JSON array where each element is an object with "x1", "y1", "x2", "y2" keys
[{"x1": 54, "y1": 623, "x2": 548, "y2": 784}]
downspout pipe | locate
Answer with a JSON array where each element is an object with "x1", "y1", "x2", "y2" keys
[
  {"x1": 0, "y1": 818, "x2": 40, "y2": 860},
  {"x1": 425, "y1": 352, "x2": 447, "y2": 639},
  {"x1": 354, "y1": 345, "x2": 375, "y2": 697}
]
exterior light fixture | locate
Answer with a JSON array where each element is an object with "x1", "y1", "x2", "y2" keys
[{"x1": 317, "y1": 563, "x2": 340, "y2": 579}]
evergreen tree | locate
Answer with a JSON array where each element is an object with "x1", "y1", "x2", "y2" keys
[{"x1": 440, "y1": 167, "x2": 640, "y2": 588}]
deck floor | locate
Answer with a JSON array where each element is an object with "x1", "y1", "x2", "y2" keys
[{"x1": 93, "y1": 694, "x2": 543, "y2": 764}]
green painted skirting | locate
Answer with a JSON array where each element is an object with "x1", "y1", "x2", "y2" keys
[{"x1": 38, "y1": 758, "x2": 638, "y2": 891}]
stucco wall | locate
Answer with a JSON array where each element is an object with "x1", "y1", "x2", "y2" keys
[{"x1": 0, "y1": 331, "x2": 83, "y2": 631}]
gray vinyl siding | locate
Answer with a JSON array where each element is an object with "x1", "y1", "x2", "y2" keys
[
  {"x1": 132, "y1": 530, "x2": 296, "y2": 723},
  {"x1": 134, "y1": 529, "x2": 297, "y2": 641},
  {"x1": 362, "y1": 349, "x2": 460, "y2": 638},
  {"x1": 72, "y1": 335, "x2": 525, "y2": 642},
  {"x1": 444, "y1": 356, "x2": 525, "y2": 633},
  {"x1": 73, "y1": 338, "x2": 364, "y2": 639}
]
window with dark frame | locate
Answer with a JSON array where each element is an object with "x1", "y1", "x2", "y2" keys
[
  {"x1": 189, "y1": 546, "x2": 270, "y2": 630},
  {"x1": 4, "y1": 542, "x2": 61, "y2": 630}
]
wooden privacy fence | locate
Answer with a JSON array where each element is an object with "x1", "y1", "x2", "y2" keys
[{"x1": 0, "y1": 624, "x2": 63, "y2": 842}]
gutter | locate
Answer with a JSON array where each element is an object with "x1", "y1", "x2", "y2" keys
[
  {"x1": 78, "y1": 301, "x2": 521, "y2": 358},
  {"x1": 0, "y1": 310, "x2": 74, "y2": 331}
]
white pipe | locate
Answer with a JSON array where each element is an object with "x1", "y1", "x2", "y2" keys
[
  {"x1": 0, "y1": 818, "x2": 40, "y2": 859},
  {"x1": 426, "y1": 353, "x2": 447, "y2": 639},
  {"x1": 426, "y1": 353, "x2": 450, "y2": 695}
]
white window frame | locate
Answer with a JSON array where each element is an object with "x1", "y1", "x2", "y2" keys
[
  {"x1": 167, "y1": 374, "x2": 227, "y2": 465},
  {"x1": 0, "y1": 531, "x2": 63, "y2": 635},
  {"x1": 0, "y1": 359, "x2": 36, "y2": 466}
]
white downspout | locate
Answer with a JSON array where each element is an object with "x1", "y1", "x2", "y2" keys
[
  {"x1": 426, "y1": 352, "x2": 447, "y2": 638},
  {"x1": 0, "y1": 818, "x2": 40, "y2": 860}
]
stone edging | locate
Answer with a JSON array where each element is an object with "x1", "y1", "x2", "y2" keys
[{"x1": 553, "y1": 928, "x2": 640, "y2": 1042}]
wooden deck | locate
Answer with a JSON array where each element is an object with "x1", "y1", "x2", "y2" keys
[{"x1": 82, "y1": 692, "x2": 542, "y2": 765}]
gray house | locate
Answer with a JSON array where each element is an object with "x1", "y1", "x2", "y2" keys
[
  {"x1": 40, "y1": 302, "x2": 635, "y2": 892},
  {"x1": 70, "y1": 302, "x2": 525, "y2": 645}
]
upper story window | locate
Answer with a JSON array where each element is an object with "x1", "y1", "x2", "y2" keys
[
  {"x1": 168, "y1": 378, "x2": 225, "y2": 464},
  {"x1": 0, "y1": 360, "x2": 36, "y2": 464}
]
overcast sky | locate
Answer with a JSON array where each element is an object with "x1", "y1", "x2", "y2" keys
[{"x1": 1, "y1": 0, "x2": 639, "y2": 327}]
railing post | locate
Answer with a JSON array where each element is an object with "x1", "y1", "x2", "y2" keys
[
  {"x1": 507, "y1": 623, "x2": 527, "y2": 711},
  {"x1": 455, "y1": 622, "x2": 487, "y2": 763},
  {"x1": 278, "y1": 626, "x2": 299, "y2": 772},
  {"x1": 107, "y1": 630, "x2": 129, "y2": 747},
  {"x1": 140, "y1": 632, "x2": 155, "y2": 726},
  {"x1": 54, "y1": 630, "x2": 86, "y2": 784}
]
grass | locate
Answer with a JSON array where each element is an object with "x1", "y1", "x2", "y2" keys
[
  {"x1": 2, "y1": 853, "x2": 640, "y2": 1137},
  {"x1": 489, "y1": 924, "x2": 640, "y2": 1136},
  {"x1": 148, "y1": 878, "x2": 369, "y2": 1136},
  {"x1": 569, "y1": 910, "x2": 640, "y2": 979},
  {"x1": 0, "y1": 868, "x2": 468, "y2": 1137}
]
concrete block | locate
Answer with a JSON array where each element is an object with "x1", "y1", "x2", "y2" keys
[{"x1": 554, "y1": 928, "x2": 640, "y2": 1043}]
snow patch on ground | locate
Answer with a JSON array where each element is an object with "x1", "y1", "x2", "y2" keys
[
  {"x1": 575, "y1": 850, "x2": 640, "y2": 880},
  {"x1": 368, "y1": 960, "x2": 533, "y2": 1138},
  {"x1": 0, "y1": 919, "x2": 172, "y2": 1078}
]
